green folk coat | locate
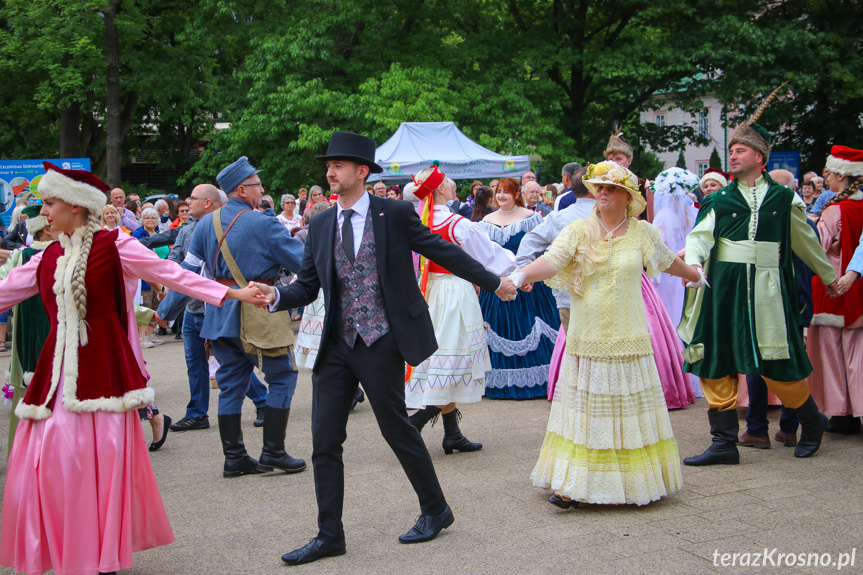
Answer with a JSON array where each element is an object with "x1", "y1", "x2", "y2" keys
[{"x1": 679, "y1": 176, "x2": 816, "y2": 382}]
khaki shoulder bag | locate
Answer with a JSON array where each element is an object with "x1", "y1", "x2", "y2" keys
[{"x1": 212, "y1": 208, "x2": 294, "y2": 368}]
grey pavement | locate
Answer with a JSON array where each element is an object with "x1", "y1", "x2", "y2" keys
[{"x1": 2, "y1": 333, "x2": 863, "y2": 574}]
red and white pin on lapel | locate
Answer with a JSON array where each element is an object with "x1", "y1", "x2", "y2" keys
[{"x1": 379, "y1": 212, "x2": 384, "y2": 217}]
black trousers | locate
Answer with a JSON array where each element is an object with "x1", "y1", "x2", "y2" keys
[{"x1": 311, "y1": 331, "x2": 447, "y2": 542}]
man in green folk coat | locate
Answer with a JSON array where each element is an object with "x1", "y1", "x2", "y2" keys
[{"x1": 679, "y1": 122, "x2": 839, "y2": 465}]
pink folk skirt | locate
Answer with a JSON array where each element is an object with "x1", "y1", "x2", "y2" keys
[
  {"x1": 641, "y1": 273, "x2": 693, "y2": 409},
  {"x1": 0, "y1": 380, "x2": 174, "y2": 575}
]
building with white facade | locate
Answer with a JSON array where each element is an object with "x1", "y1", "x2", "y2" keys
[{"x1": 639, "y1": 93, "x2": 738, "y2": 176}]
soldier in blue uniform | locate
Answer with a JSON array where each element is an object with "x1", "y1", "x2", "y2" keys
[{"x1": 186, "y1": 157, "x2": 306, "y2": 478}]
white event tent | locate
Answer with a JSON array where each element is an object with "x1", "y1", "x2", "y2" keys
[{"x1": 368, "y1": 122, "x2": 530, "y2": 181}]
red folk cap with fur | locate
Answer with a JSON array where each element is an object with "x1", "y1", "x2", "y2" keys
[
  {"x1": 825, "y1": 145, "x2": 863, "y2": 178},
  {"x1": 39, "y1": 161, "x2": 109, "y2": 215}
]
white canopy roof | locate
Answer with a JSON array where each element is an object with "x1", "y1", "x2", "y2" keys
[{"x1": 369, "y1": 122, "x2": 530, "y2": 181}]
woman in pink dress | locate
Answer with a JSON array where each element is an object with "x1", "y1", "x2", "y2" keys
[
  {"x1": 808, "y1": 145, "x2": 863, "y2": 434},
  {"x1": 0, "y1": 163, "x2": 261, "y2": 575}
]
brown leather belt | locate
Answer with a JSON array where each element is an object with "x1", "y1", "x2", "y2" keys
[{"x1": 216, "y1": 278, "x2": 274, "y2": 288}]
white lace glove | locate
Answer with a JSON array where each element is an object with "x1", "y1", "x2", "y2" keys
[
  {"x1": 508, "y1": 270, "x2": 525, "y2": 289},
  {"x1": 686, "y1": 268, "x2": 710, "y2": 289}
]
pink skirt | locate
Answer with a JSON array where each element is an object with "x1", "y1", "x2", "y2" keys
[
  {"x1": 0, "y1": 380, "x2": 174, "y2": 575},
  {"x1": 641, "y1": 273, "x2": 694, "y2": 410}
]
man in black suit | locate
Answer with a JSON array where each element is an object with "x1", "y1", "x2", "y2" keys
[{"x1": 253, "y1": 132, "x2": 517, "y2": 566}]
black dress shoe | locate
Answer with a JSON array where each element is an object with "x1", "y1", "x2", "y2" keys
[
  {"x1": 398, "y1": 505, "x2": 454, "y2": 544},
  {"x1": 350, "y1": 388, "x2": 365, "y2": 411},
  {"x1": 825, "y1": 415, "x2": 861, "y2": 435},
  {"x1": 548, "y1": 494, "x2": 578, "y2": 509},
  {"x1": 149, "y1": 415, "x2": 171, "y2": 452},
  {"x1": 281, "y1": 538, "x2": 346, "y2": 565},
  {"x1": 170, "y1": 415, "x2": 210, "y2": 432}
]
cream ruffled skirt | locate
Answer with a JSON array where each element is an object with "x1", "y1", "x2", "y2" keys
[{"x1": 530, "y1": 352, "x2": 682, "y2": 505}]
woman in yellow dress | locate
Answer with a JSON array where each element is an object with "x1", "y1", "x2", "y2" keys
[{"x1": 512, "y1": 161, "x2": 704, "y2": 508}]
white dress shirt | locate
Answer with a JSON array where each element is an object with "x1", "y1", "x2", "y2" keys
[
  {"x1": 515, "y1": 198, "x2": 596, "y2": 308},
  {"x1": 337, "y1": 192, "x2": 371, "y2": 259}
]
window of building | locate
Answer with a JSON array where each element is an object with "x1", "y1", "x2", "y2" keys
[
  {"x1": 697, "y1": 161, "x2": 709, "y2": 177},
  {"x1": 697, "y1": 109, "x2": 709, "y2": 138},
  {"x1": 655, "y1": 112, "x2": 667, "y2": 127}
]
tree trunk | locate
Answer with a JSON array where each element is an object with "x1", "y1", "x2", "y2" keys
[
  {"x1": 105, "y1": 1, "x2": 122, "y2": 187},
  {"x1": 59, "y1": 103, "x2": 82, "y2": 158}
]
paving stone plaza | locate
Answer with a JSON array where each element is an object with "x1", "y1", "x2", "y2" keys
[{"x1": 1, "y1": 336, "x2": 861, "y2": 575}]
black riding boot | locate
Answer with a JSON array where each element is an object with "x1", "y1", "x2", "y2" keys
[
  {"x1": 258, "y1": 407, "x2": 306, "y2": 473},
  {"x1": 218, "y1": 414, "x2": 264, "y2": 478},
  {"x1": 441, "y1": 409, "x2": 482, "y2": 454},
  {"x1": 683, "y1": 409, "x2": 740, "y2": 466},
  {"x1": 793, "y1": 395, "x2": 829, "y2": 458},
  {"x1": 408, "y1": 406, "x2": 441, "y2": 432},
  {"x1": 253, "y1": 405, "x2": 265, "y2": 427}
]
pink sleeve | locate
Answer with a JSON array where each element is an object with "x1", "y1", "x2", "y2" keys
[
  {"x1": 817, "y1": 206, "x2": 842, "y2": 259},
  {"x1": 0, "y1": 252, "x2": 42, "y2": 313},
  {"x1": 116, "y1": 234, "x2": 229, "y2": 306}
]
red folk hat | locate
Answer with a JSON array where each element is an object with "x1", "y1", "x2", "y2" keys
[
  {"x1": 411, "y1": 166, "x2": 445, "y2": 202},
  {"x1": 38, "y1": 161, "x2": 109, "y2": 215},
  {"x1": 825, "y1": 145, "x2": 863, "y2": 177}
]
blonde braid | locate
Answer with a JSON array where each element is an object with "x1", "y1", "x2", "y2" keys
[
  {"x1": 822, "y1": 176, "x2": 863, "y2": 212},
  {"x1": 70, "y1": 214, "x2": 101, "y2": 346}
]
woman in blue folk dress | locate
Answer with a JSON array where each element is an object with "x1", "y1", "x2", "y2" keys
[{"x1": 479, "y1": 178, "x2": 560, "y2": 399}]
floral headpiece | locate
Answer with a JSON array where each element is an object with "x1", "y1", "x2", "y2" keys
[{"x1": 652, "y1": 167, "x2": 700, "y2": 196}]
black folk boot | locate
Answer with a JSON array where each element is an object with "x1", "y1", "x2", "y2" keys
[
  {"x1": 408, "y1": 406, "x2": 441, "y2": 432},
  {"x1": 218, "y1": 414, "x2": 264, "y2": 478},
  {"x1": 683, "y1": 409, "x2": 740, "y2": 466},
  {"x1": 441, "y1": 409, "x2": 482, "y2": 454},
  {"x1": 258, "y1": 407, "x2": 306, "y2": 473},
  {"x1": 793, "y1": 396, "x2": 829, "y2": 458}
]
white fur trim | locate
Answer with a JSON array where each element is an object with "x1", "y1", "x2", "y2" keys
[
  {"x1": 811, "y1": 313, "x2": 845, "y2": 328},
  {"x1": 826, "y1": 155, "x2": 863, "y2": 178},
  {"x1": 62, "y1": 386, "x2": 155, "y2": 413},
  {"x1": 15, "y1": 401, "x2": 52, "y2": 420},
  {"x1": 29, "y1": 240, "x2": 54, "y2": 250},
  {"x1": 22, "y1": 372, "x2": 34, "y2": 387},
  {"x1": 38, "y1": 169, "x2": 107, "y2": 216},
  {"x1": 700, "y1": 172, "x2": 728, "y2": 189},
  {"x1": 26, "y1": 215, "x2": 49, "y2": 236}
]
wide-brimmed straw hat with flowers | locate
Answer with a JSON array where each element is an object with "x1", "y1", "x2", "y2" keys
[{"x1": 583, "y1": 161, "x2": 646, "y2": 216}]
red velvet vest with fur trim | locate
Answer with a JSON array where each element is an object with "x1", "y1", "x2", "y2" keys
[{"x1": 17, "y1": 229, "x2": 151, "y2": 419}]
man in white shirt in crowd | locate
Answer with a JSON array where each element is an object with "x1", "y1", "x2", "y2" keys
[{"x1": 517, "y1": 175, "x2": 595, "y2": 330}]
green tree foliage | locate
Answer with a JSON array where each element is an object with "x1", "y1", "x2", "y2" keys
[
  {"x1": 709, "y1": 148, "x2": 723, "y2": 169},
  {"x1": 675, "y1": 149, "x2": 687, "y2": 169},
  {"x1": 1, "y1": 0, "x2": 860, "y2": 191}
]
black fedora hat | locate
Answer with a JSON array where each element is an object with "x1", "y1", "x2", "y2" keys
[{"x1": 317, "y1": 131, "x2": 383, "y2": 173}]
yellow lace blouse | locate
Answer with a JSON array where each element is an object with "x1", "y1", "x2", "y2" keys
[{"x1": 542, "y1": 218, "x2": 676, "y2": 358}]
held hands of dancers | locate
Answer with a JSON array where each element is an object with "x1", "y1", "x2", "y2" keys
[
  {"x1": 495, "y1": 276, "x2": 518, "y2": 301},
  {"x1": 247, "y1": 281, "x2": 277, "y2": 307},
  {"x1": 834, "y1": 271, "x2": 858, "y2": 297},
  {"x1": 226, "y1": 283, "x2": 269, "y2": 306},
  {"x1": 685, "y1": 264, "x2": 709, "y2": 289},
  {"x1": 825, "y1": 279, "x2": 842, "y2": 299}
]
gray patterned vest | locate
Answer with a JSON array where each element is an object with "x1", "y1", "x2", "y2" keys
[{"x1": 334, "y1": 210, "x2": 391, "y2": 347}]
